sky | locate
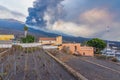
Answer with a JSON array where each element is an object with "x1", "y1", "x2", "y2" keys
[
  {"x1": 0, "y1": 0, "x2": 120, "y2": 41},
  {"x1": 0, "y1": 0, "x2": 35, "y2": 16}
]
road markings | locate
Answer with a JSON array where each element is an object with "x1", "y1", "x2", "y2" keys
[{"x1": 80, "y1": 58, "x2": 120, "y2": 74}]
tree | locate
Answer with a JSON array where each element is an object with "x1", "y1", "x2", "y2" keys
[
  {"x1": 81, "y1": 41, "x2": 88, "y2": 46},
  {"x1": 87, "y1": 38, "x2": 106, "y2": 54},
  {"x1": 21, "y1": 35, "x2": 35, "y2": 43},
  {"x1": 24, "y1": 25, "x2": 28, "y2": 37}
]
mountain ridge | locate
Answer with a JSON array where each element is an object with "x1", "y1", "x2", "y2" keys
[
  {"x1": 0, "y1": 18, "x2": 120, "y2": 47},
  {"x1": 0, "y1": 19, "x2": 89, "y2": 42}
]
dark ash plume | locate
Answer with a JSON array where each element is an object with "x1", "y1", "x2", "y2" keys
[{"x1": 26, "y1": 0, "x2": 64, "y2": 27}]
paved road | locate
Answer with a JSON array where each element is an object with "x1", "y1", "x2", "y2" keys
[
  {"x1": 65, "y1": 56, "x2": 120, "y2": 80},
  {"x1": 0, "y1": 49, "x2": 76, "y2": 80}
]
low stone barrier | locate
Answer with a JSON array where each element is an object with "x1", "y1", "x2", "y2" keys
[{"x1": 45, "y1": 50, "x2": 88, "y2": 80}]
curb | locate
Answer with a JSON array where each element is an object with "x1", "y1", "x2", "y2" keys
[{"x1": 45, "y1": 50, "x2": 88, "y2": 80}]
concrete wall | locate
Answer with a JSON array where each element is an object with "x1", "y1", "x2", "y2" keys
[
  {"x1": 61, "y1": 43, "x2": 81, "y2": 54},
  {"x1": 43, "y1": 45, "x2": 58, "y2": 49},
  {"x1": 0, "y1": 43, "x2": 41, "y2": 48},
  {"x1": 17, "y1": 43, "x2": 41, "y2": 48},
  {"x1": 56, "y1": 36, "x2": 62, "y2": 45},
  {"x1": 0, "y1": 44, "x2": 12, "y2": 48},
  {"x1": 79, "y1": 46, "x2": 94, "y2": 56}
]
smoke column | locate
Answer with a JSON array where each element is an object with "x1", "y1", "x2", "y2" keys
[
  {"x1": 25, "y1": 0, "x2": 119, "y2": 41},
  {"x1": 26, "y1": 0, "x2": 64, "y2": 28}
]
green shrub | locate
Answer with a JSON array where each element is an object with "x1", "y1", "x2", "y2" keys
[{"x1": 21, "y1": 35, "x2": 35, "y2": 43}]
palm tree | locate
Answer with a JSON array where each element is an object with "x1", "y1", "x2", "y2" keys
[{"x1": 24, "y1": 26, "x2": 28, "y2": 37}]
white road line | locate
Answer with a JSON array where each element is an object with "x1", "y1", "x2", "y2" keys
[{"x1": 80, "y1": 58, "x2": 120, "y2": 74}]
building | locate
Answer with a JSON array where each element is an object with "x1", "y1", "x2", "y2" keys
[
  {"x1": 39, "y1": 36, "x2": 94, "y2": 56},
  {"x1": 80, "y1": 46, "x2": 94, "y2": 56},
  {"x1": 39, "y1": 36, "x2": 62, "y2": 45},
  {"x1": 0, "y1": 35, "x2": 15, "y2": 40},
  {"x1": 0, "y1": 34, "x2": 15, "y2": 44},
  {"x1": 59, "y1": 43, "x2": 94, "y2": 56}
]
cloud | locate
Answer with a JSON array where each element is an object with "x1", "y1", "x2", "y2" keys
[
  {"x1": 26, "y1": 0, "x2": 120, "y2": 41},
  {"x1": 47, "y1": 8, "x2": 120, "y2": 41},
  {"x1": 0, "y1": 5, "x2": 26, "y2": 22},
  {"x1": 47, "y1": 20, "x2": 94, "y2": 37},
  {"x1": 0, "y1": 0, "x2": 35, "y2": 15},
  {"x1": 80, "y1": 8, "x2": 113, "y2": 24}
]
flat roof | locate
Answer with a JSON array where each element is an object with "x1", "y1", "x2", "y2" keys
[{"x1": 39, "y1": 37, "x2": 56, "y2": 41}]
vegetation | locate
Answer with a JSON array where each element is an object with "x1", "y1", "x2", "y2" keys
[
  {"x1": 21, "y1": 35, "x2": 35, "y2": 43},
  {"x1": 87, "y1": 38, "x2": 106, "y2": 54},
  {"x1": 81, "y1": 41, "x2": 88, "y2": 46}
]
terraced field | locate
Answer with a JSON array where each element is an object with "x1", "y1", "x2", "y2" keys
[{"x1": 0, "y1": 47, "x2": 76, "y2": 80}]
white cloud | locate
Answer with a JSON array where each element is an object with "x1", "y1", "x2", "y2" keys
[
  {"x1": 46, "y1": 8, "x2": 120, "y2": 41},
  {"x1": 0, "y1": 0, "x2": 35, "y2": 16},
  {"x1": 47, "y1": 20, "x2": 94, "y2": 37},
  {"x1": 0, "y1": 5, "x2": 26, "y2": 22},
  {"x1": 80, "y1": 8, "x2": 113, "y2": 24}
]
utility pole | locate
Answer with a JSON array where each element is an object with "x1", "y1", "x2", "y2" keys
[
  {"x1": 106, "y1": 26, "x2": 110, "y2": 48},
  {"x1": 106, "y1": 26, "x2": 110, "y2": 59}
]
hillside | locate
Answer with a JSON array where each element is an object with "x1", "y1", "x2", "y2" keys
[
  {"x1": 1, "y1": 19, "x2": 120, "y2": 47},
  {"x1": 0, "y1": 19, "x2": 89, "y2": 42}
]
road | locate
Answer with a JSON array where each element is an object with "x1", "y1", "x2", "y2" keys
[
  {"x1": 65, "y1": 56, "x2": 120, "y2": 80},
  {"x1": 0, "y1": 48, "x2": 76, "y2": 80},
  {"x1": 47, "y1": 49, "x2": 120, "y2": 80}
]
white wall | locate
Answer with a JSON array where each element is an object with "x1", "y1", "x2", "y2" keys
[
  {"x1": 0, "y1": 43, "x2": 58, "y2": 49},
  {"x1": 0, "y1": 44, "x2": 12, "y2": 48},
  {"x1": 0, "y1": 43, "x2": 41, "y2": 48},
  {"x1": 43, "y1": 45, "x2": 58, "y2": 49},
  {"x1": 17, "y1": 43, "x2": 41, "y2": 48}
]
